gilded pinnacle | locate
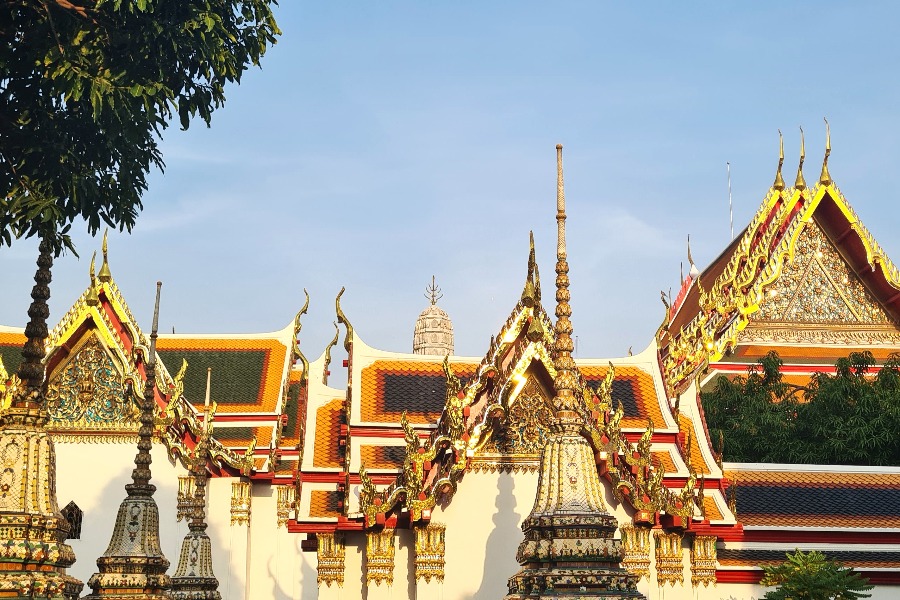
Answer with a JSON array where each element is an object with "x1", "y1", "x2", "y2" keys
[
  {"x1": 795, "y1": 126, "x2": 806, "y2": 191},
  {"x1": 99, "y1": 229, "x2": 112, "y2": 282},
  {"x1": 819, "y1": 117, "x2": 832, "y2": 186},
  {"x1": 773, "y1": 130, "x2": 785, "y2": 191}
]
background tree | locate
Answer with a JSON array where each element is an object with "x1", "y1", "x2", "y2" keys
[
  {"x1": 702, "y1": 351, "x2": 900, "y2": 466},
  {"x1": 761, "y1": 549, "x2": 873, "y2": 600},
  {"x1": 701, "y1": 351, "x2": 802, "y2": 463},
  {"x1": 1, "y1": 0, "x2": 279, "y2": 390}
]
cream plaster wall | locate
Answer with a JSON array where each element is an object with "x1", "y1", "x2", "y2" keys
[
  {"x1": 55, "y1": 441, "x2": 185, "y2": 589},
  {"x1": 52, "y1": 441, "x2": 900, "y2": 599}
]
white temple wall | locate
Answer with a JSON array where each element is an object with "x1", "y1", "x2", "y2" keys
[
  {"x1": 207, "y1": 475, "x2": 248, "y2": 600},
  {"x1": 246, "y1": 482, "x2": 315, "y2": 600},
  {"x1": 55, "y1": 441, "x2": 185, "y2": 588},
  {"x1": 436, "y1": 469, "x2": 538, "y2": 600}
]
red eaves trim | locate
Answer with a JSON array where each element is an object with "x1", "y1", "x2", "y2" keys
[
  {"x1": 717, "y1": 569, "x2": 900, "y2": 586},
  {"x1": 717, "y1": 569, "x2": 762, "y2": 584},
  {"x1": 351, "y1": 426, "x2": 433, "y2": 439},
  {"x1": 300, "y1": 472, "x2": 396, "y2": 485},
  {"x1": 741, "y1": 528, "x2": 900, "y2": 545}
]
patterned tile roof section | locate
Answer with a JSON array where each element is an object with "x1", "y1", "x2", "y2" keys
[
  {"x1": 359, "y1": 359, "x2": 478, "y2": 424},
  {"x1": 156, "y1": 336, "x2": 290, "y2": 412},
  {"x1": 0, "y1": 330, "x2": 26, "y2": 377},
  {"x1": 580, "y1": 365, "x2": 666, "y2": 429},
  {"x1": 677, "y1": 414, "x2": 711, "y2": 475},
  {"x1": 732, "y1": 470, "x2": 900, "y2": 528},
  {"x1": 309, "y1": 490, "x2": 342, "y2": 519},
  {"x1": 359, "y1": 445, "x2": 406, "y2": 470},
  {"x1": 280, "y1": 370, "x2": 307, "y2": 447},
  {"x1": 214, "y1": 426, "x2": 272, "y2": 449},
  {"x1": 313, "y1": 399, "x2": 344, "y2": 469}
]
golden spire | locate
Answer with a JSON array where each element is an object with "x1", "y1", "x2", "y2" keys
[
  {"x1": 86, "y1": 251, "x2": 99, "y2": 306},
  {"x1": 794, "y1": 126, "x2": 806, "y2": 191},
  {"x1": 773, "y1": 130, "x2": 785, "y2": 191},
  {"x1": 819, "y1": 117, "x2": 832, "y2": 186},
  {"x1": 552, "y1": 144, "x2": 577, "y2": 416},
  {"x1": 98, "y1": 228, "x2": 112, "y2": 282},
  {"x1": 521, "y1": 231, "x2": 537, "y2": 307},
  {"x1": 687, "y1": 234, "x2": 699, "y2": 278}
]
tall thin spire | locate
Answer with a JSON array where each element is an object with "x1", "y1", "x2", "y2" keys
[
  {"x1": 773, "y1": 130, "x2": 785, "y2": 191},
  {"x1": 85, "y1": 281, "x2": 171, "y2": 599},
  {"x1": 552, "y1": 143, "x2": 577, "y2": 415},
  {"x1": 505, "y1": 144, "x2": 643, "y2": 599},
  {"x1": 795, "y1": 126, "x2": 807, "y2": 191},
  {"x1": 819, "y1": 118, "x2": 832, "y2": 185}
]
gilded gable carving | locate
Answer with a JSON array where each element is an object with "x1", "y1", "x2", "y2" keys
[
  {"x1": 756, "y1": 220, "x2": 895, "y2": 325},
  {"x1": 471, "y1": 377, "x2": 552, "y2": 472},
  {"x1": 45, "y1": 334, "x2": 140, "y2": 436}
]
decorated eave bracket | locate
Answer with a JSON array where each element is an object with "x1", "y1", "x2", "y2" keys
[
  {"x1": 356, "y1": 289, "x2": 553, "y2": 529},
  {"x1": 356, "y1": 347, "x2": 707, "y2": 532},
  {"x1": 156, "y1": 359, "x2": 255, "y2": 477}
]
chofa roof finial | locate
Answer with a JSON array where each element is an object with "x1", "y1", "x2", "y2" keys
[
  {"x1": 819, "y1": 117, "x2": 832, "y2": 186},
  {"x1": 99, "y1": 228, "x2": 112, "y2": 282},
  {"x1": 687, "y1": 234, "x2": 699, "y2": 279},
  {"x1": 773, "y1": 130, "x2": 785, "y2": 191},
  {"x1": 795, "y1": 126, "x2": 806, "y2": 191}
]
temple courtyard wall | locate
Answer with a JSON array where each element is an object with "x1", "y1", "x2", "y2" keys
[{"x1": 52, "y1": 440, "x2": 897, "y2": 599}]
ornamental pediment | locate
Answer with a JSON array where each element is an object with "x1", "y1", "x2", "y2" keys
[{"x1": 46, "y1": 332, "x2": 142, "y2": 440}]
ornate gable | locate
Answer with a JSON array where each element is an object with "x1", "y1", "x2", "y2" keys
[
  {"x1": 755, "y1": 218, "x2": 895, "y2": 326},
  {"x1": 45, "y1": 332, "x2": 141, "y2": 439}
]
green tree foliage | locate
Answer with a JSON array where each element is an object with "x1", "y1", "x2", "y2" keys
[
  {"x1": 761, "y1": 549, "x2": 873, "y2": 600},
  {"x1": 1, "y1": 0, "x2": 280, "y2": 253},
  {"x1": 701, "y1": 351, "x2": 900, "y2": 466}
]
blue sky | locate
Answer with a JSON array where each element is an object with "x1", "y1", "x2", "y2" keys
[{"x1": 3, "y1": 2, "x2": 900, "y2": 362}]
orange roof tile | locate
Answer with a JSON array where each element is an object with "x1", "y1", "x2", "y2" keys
[
  {"x1": 359, "y1": 445, "x2": 405, "y2": 470},
  {"x1": 703, "y1": 495, "x2": 724, "y2": 521},
  {"x1": 580, "y1": 365, "x2": 665, "y2": 429},
  {"x1": 678, "y1": 414, "x2": 710, "y2": 475},
  {"x1": 309, "y1": 490, "x2": 341, "y2": 519},
  {"x1": 157, "y1": 337, "x2": 288, "y2": 413},
  {"x1": 359, "y1": 360, "x2": 477, "y2": 424},
  {"x1": 313, "y1": 399, "x2": 343, "y2": 469}
]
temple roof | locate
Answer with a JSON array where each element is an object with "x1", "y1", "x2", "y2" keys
[{"x1": 658, "y1": 147, "x2": 900, "y2": 394}]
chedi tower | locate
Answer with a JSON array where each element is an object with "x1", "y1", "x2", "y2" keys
[
  {"x1": 504, "y1": 145, "x2": 644, "y2": 599},
  {"x1": 413, "y1": 277, "x2": 454, "y2": 355}
]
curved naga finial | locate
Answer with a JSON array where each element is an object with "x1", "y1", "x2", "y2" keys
[
  {"x1": 99, "y1": 228, "x2": 112, "y2": 283},
  {"x1": 773, "y1": 129, "x2": 785, "y2": 191},
  {"x1": 165, "y1": 358, "x2": 188, "y2": 421},
  {"x1": 335, "y1": 287, "x2": 353, "y2": 354},
  {"x1": 292, "y1": 289, "x2": 311, "y2": 383},
  {"x1": 86, "y1": 251, "x2": 99, "y2": 306},
  {"x1": 687, "y1": 234, "x2": 699, "y2": 279},
  {"x1": 322, "y1": 321, "x2": 340, "y2": 386},
  {"x1": 521, "y1": 231, "x2": 538, "y2": 307},
  {"x1": 794, "y1": 126, "x2": 806, "y2": 191},
  {"x1": 819, "y1": 117, "x2": 832, "y2": 185}
]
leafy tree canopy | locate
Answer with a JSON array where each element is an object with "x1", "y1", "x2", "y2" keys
[
  {"x1": 1, "y1": 0, "x2": 280, "y2": 254},
  {"x1": 701, "y1": 351, "x2": 900, "y2": 466},
  {"x1": 761, "y1": 549, "x2": 872, "y2": 600}
]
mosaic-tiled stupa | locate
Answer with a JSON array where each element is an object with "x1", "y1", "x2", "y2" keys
[{"x1": 505, "y1": 146, "x2": 644, "y2": 599}]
